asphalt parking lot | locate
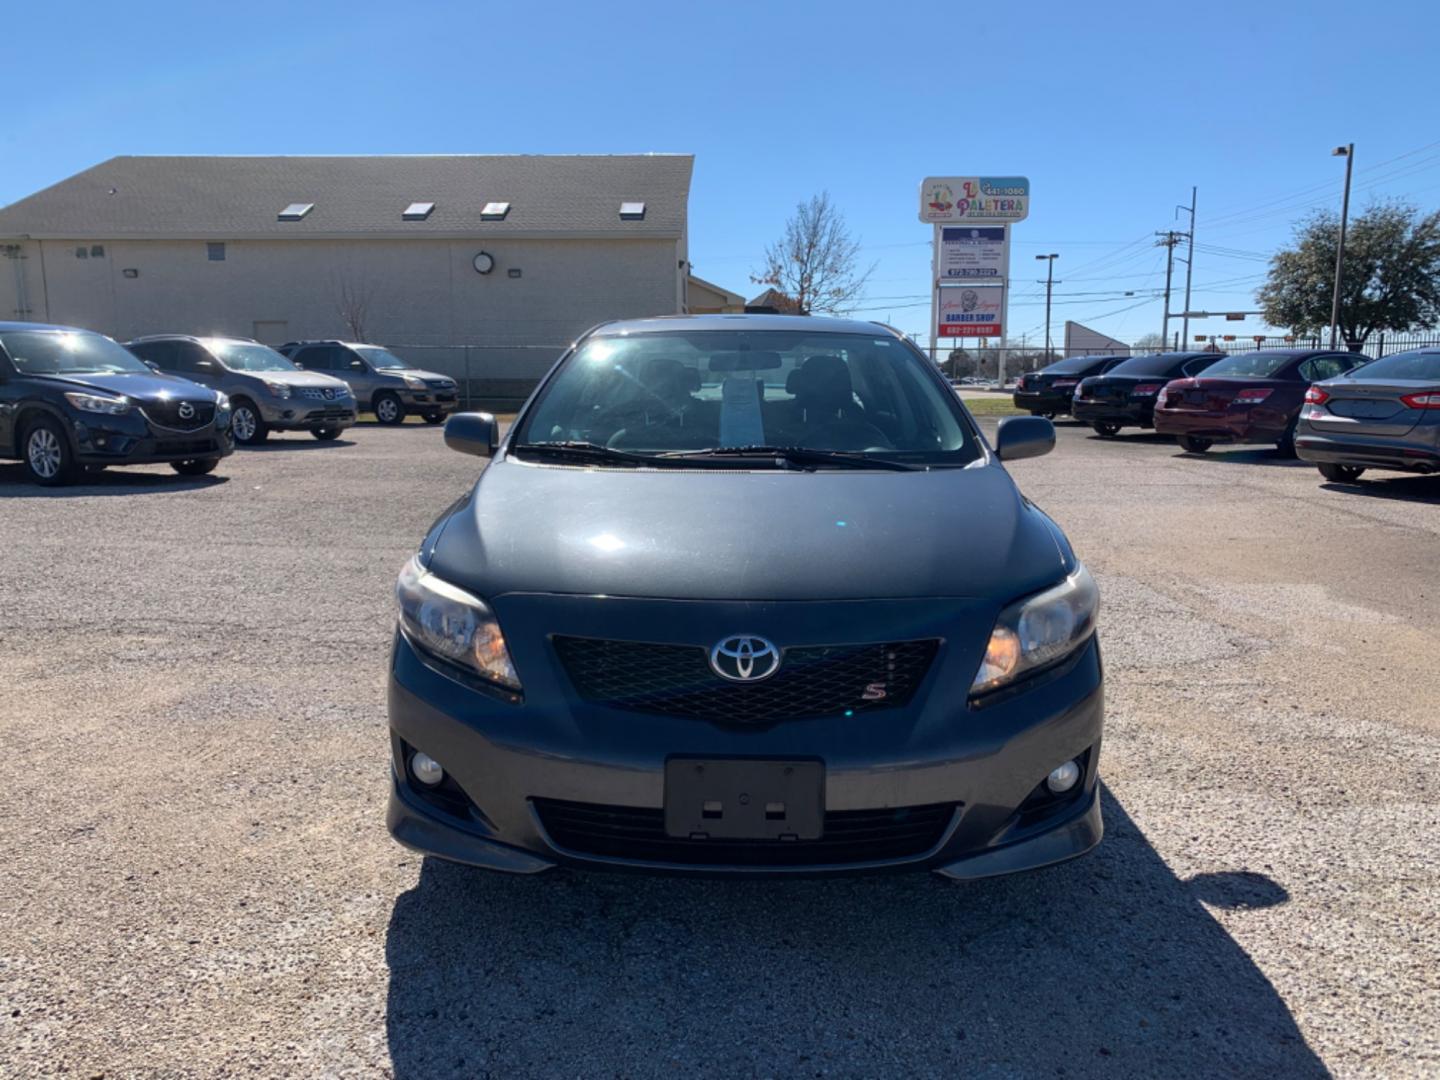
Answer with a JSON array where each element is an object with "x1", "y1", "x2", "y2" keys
[{"x1": 2, "y1": 417, "x2": 1438, "y2": 1078}]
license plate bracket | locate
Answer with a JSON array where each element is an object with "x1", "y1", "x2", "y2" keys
[{"x1": 664, "y1": 758, "x2": 824, "y2": 840}]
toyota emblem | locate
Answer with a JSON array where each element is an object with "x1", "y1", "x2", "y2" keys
[
  {"x1": 177, "y1": 402, "x2": 196, "y2": 420},
  {"x1": 709, "y1": 635, "x2": 781, "y2": 682}
]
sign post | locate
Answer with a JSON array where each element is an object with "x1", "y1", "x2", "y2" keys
[{"x1": 920, "y1": 176, "x2": 1029, "y2": 387}]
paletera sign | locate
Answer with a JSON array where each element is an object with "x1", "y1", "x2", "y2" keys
[{"x1": 920, "y1": 177, "x2": 1030, "y2": 223}]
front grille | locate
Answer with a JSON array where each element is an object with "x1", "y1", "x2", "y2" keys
[
  {"x1": 142, "y1": 400, "x2": 215, "y2": 430},
  {"x1": 296, "y1": 386, "x2": 348, "y2": 401},
  {"x1": 301, "y1": 407, "x2": 355, "y2": 422},
  {"x1": 425, "y1": 378, "x2": 455, "y2": 390},
  {"x1": 534, "y1": 799, "x2": 956, "y2": 866},
  {"x1": 552, "y1": 636, "x2": 938, "y2": 723}
]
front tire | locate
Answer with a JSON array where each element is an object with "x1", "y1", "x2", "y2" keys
[
  {"x1": 23, "y1": 417, "x2": 79, "y2": 486},
  {"x1": 374, "y1": 393, "x2": 405, "y2": 425},
  {"x1": 1318, "y1": 463, "x2": 1365, "y2": 483},
  {"x1": 311, "y1": 426, "x2": 342, "y2": 441},
  {"x1": 171, "y1": 457, "x2": 220, "y2": 476},
  {"x1": 1092, "y1": 422, "x2": 1122, "y2": 438},
  {"x1": 230, "y1": 399, "x2": 268, "y2": 445},
  {"x1": 1178, "y1": 435, "x2": 1213, "y2": 453}
]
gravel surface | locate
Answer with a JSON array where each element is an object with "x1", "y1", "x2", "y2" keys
[{"x1": 1, "y1": 419, "x2": 1437, "y2": 1078}]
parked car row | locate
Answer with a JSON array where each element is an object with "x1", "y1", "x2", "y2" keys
[
  {"x1": 0, "y1": 321, "x2": 462, "y2": 484},
  {"x1": 1016, "y1": 347, "x2": 1440, "y2": 484}
]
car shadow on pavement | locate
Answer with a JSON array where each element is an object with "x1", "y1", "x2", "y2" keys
[
  {"x1": 1319, "y1": 476, "x2": 1440, "y2": 504},
  {"x1": 1170, "y1": 449, "x2": 1309, "y2": 468},
  {"x1": 237, "y1": 438, "x2": 356, "y2": 451},
  {"x1": 0, "y1": 464, "x2": 228, "y2": 497},
  {"x1": 384, "y1": 788, "x2": 1324, "y2": 1078}
]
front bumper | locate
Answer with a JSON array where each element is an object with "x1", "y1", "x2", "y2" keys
[
  {"x1": 398, "y1": 388, "x2": 460, "y2": 413},
  {"x1": 259, "y1": 398, "x2": 357, "y2": 430},
  {"x1": 386, "y1": 626, "x2": 1105, "y2": 878},
  {"x1": 1012, "y1": 389, "x2": 1076, "y2": 415},
  {"x1": 70, "y1": 414, "x2": 234, "y2": 465},
  {"x1": 1153, "y1": 405, "x2": 1289, "y2": 443},
  {"x1": 1296, "y1": 429, "x2": 1440, "y2": 473},
  {"x1": 1072, "y1": 399, "x2": 1155, "y2": 427}
]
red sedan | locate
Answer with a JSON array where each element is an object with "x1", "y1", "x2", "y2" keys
[{"x1": 1153, "y1": 349, "x2": 1360, "y2": 454}]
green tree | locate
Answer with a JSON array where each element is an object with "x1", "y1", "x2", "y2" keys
[{"x1": 1258, "y1": 202, "x2": 1440, "y2": 345}]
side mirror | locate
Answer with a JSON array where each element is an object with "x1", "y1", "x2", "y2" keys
[
  {"x1": 444, "y1": 411, "x2": 498, "y2": 458},
  {"x1": 994, "y1": 415, "x2": 1055, "y2": 462}
]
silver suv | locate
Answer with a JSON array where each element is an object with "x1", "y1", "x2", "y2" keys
[
  {"x1": 126, "y1": 336, "x2": 356, "y2": 445},
  {"x1": 278, "y1": 341, "x2": 459, "y2": 425}
]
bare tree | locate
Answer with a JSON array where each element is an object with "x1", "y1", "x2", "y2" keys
[
  {"x1": 752, "y1": 192, "x2": 874, "y2": 315},
  {"x1": 334, "y1": 269, "x2": 376, "y2": 341},
  {"x1": 1131, "y1": 331, "x2": 1166, "y2": 351}
]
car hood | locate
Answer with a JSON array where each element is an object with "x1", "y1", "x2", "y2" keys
[
  {"x1": 398, "y1": 368, "x2": 454, "y2": 383},
  {"x1": 235, "y1": 369, "x2": 350, "y2": 389},
  {"x1": 426, "y1": 458, "x2": 1072, "y2": 602},
  {"x1": 32, "y1": 370, "x2": 218, "y2": 402}
]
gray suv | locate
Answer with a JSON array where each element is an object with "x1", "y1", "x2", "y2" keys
[
  {"x1": 278, "y1": 341, "x2": 459, "y2": 425},
  {"x1": 126, "y1": 336, "x2": 356, "y2": 445}
]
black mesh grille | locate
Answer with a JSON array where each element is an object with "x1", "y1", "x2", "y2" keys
[
  {"x1": 552, "y1": 636, "x2": 938, "y2": 723},
  {"x1": 534, "y1": 799, "x2": 956, "y2": 866},
  {"x1": 142, "y1": 401, "x2": 215, "y2": 430}
]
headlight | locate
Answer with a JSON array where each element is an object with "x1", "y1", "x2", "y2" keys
[
  {"x1": 64, "y1": 391, "x2": 131, "y2": 415},
  {"x1": 403, "y1": 374, "x2": 426, "y2": 390},
  {"x1": 395, "y1": 555, "x2": 521, "y2": 691},
  {"x1": 971, "y1": 565, "x2": 1098, "y2": 696},
  {"x1": 263, "y1": 381, "x2": 292, "y2": 399},
  {"x1": 215, "y1": 392, "x2": 232, "y2": 428}
]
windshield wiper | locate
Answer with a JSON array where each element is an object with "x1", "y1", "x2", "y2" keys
[
  {"x1": 660, "y1": 445, "x2": 923, "y2": 471},
  {"x1": 510, "y1": 440, "x2": 670, "y2": 467}
]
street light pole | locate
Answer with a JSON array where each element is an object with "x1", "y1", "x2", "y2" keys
[
  {"x1": 1035, "y1": 253, "x2": 1059, "y2": 358},
  {"x1": 1329, "y1": 144, "x2": 1354, "y2": 350}
]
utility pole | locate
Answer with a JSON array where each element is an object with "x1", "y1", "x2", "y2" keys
[
  {"x1": 1034, "y1": 253, "x2": 1059, "y2": 359},
  {"x1": 1329, "y1": 144, "x2": 1355, "y2": 349},
  {"x1": 1178, "y1": 187, "x2": 1197, "y2": 346},
  {"x1": 1156, "y1": 231, "x2": 1182, "y2": 345}
]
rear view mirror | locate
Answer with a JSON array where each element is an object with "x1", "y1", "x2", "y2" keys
[
  {"x1": 195, "y1": 359, "x2": 215, "y2": 371},
  {"x1": 994, "y1": 415, "x2": 1055, "y2": 462},
  {"x1": 350, "y1": 359, "x2": 365, "y2": 370},
  {"x1": 143, "y1": 360, "x2": 160, "y2": 372},
  {"x1": 444, "y1": 412, "x2": 498, "y2": 458}
]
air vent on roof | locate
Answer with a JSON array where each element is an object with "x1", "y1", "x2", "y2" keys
[
  {"x1": 619, "y1": 201, "x2": 646, "y2": 221},
  {"x1": 403, "y1": 201, "x2": 435, "y2": 221},
  {"x1": 278, "y1": 203, "x2": 314, "y2": 221},
  {"x1": 480, "y1": 201, "x2": 510, "y2": 221}
]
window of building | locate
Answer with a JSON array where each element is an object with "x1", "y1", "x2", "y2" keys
[
  {"x1": 480, "y1": 201, "x2": 510, "y2": 221},
  {"x1": 278, "y1": 203, "x2": 314, "y2": 221},
  {"x1": 619, "y1": 201, "x2": 646, "y2": 220},
  {"x1": 75, "y1": 247, "x2": 88, "y2": 259},
  {"x1": 207, "y1": 242, "x2": 226, "y2": 261},
  {"x1": 90, "y1": 245, "x2": 105, "y2": 258},
  {"x1": 403, "y1": 202, "x2": 435, "y2": 221}
]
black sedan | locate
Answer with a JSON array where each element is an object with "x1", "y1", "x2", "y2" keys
[
  {"x1": 1013, "y1": 354, "x2": 1129, "y2": 418},
  {"x1": 0, "y1": 322, "x2": 233, "y2": 485},
  {"x1": 1072, "y1": 351, "x2": 1223, "y2": 436}
]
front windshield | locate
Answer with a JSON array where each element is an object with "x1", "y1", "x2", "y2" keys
[
  {"x1": 1201, "y1": 352, "x2": 1291, "y2": 378},
  {"x1": 205, "y1": 339, "x2": 299, "y2": 372},
  {"x1": 515, "y1": 329, "x2": 977, "y2": 463},
  {"x1": 1344, "y1": 349, "x2": 1440, "y2": 381},
  {"x1": 354, "y1": 346, "x2": 411, "y2": 370},
  {"x1": 1, "y1": 330, "x2": 151, "y2": 375}
]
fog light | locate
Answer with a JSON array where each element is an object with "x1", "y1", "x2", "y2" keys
[
  {"x1": 1046, "y1": 759, "x2": 1081, "y2": 794},
  {"x1": 410, "y1": 752, "x2": 444, "y2": 786}
]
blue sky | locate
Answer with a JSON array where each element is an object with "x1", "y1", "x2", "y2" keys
[{"x1": 7, "y1": 0, "x2": 1439, "y2": 348}]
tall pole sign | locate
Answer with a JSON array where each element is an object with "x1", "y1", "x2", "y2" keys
[{"x1": 920, "y1": 176, "x2": 1030, "y2": 384}]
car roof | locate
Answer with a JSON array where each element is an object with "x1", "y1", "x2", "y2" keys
[
  {"x1": 127, "y1": 334, "x2": 258, "y2": 344},
  {"x1": 0, "y1": 320, "x2": 100, "y2": 334},
  {"x1": 587, "y1": 314, "x2": 907, "y2": 338}
]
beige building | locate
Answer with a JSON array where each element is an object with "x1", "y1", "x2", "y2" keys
[{"x1": 0, "y1": 154, "x2": 707, "y2": 403}]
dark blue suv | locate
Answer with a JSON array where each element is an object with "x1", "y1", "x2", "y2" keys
[
  {"x1": 0, "y1": 322, "x2": 233, "y2": 485},
  {"x1": 387, "y1": 315, "x2": 1103, "y2": 879}
]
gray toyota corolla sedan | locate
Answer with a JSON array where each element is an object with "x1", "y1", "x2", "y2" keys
[{"x1": 387, "y1": 315, "x2": 1103, "y2": 878}]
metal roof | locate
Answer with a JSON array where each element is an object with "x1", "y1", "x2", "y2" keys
[{"x1": 0, "y1": 154, "x2": 693, "y2": 240}]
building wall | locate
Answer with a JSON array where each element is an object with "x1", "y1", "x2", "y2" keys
[{"x1": 3, "y1": 235, "x2": 682, "y2": 398}]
